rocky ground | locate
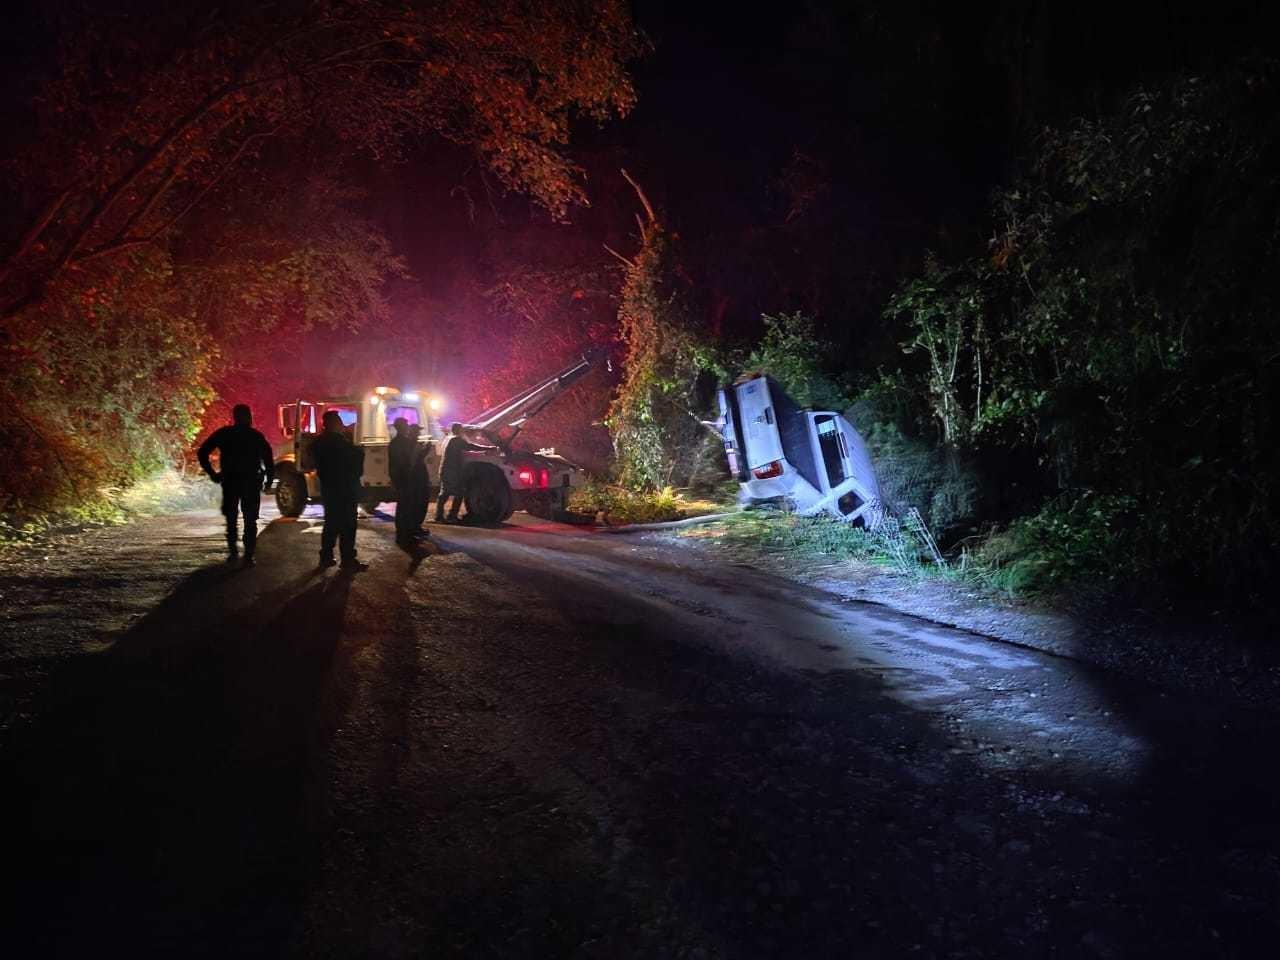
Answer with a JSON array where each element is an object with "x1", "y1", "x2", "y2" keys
[{"x1": 1, "y1": 506, "x2": 1277, "y2": 957}]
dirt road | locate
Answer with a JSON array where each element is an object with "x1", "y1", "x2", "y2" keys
[{"x1": 2, "y1": 506, "x2": 1277, "y2": 957}]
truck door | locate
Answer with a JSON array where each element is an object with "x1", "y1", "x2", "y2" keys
[
  {"x1": 735, "y1": 378, "x2": 785, "y2": 469},
  {"x1": 813, "y1": 415, "x2": 849, "y2": 492}
]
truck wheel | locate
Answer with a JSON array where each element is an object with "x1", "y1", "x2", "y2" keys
[
  {"x1": 463, "y1": 464, "x2": 512, "y2": 525},
  {"x1": 275, "y1": 468, "x2": 308, "y2": 517}
]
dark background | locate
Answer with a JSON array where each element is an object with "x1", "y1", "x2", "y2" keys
[
  {"x1": 354, "y1": 0, "x2": 1277, "y2": 407},
  {"x1": 4, "y1": 0, "x2": 1273, "y2": 404}
]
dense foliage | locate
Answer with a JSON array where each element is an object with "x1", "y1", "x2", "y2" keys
[
  {"x1": 0, "y1": 0, "x2": 640, "y2": 514},
  {"x1": 742, "y1": 313, "x2": 852, "y2": 411},
  {"x1": 883, "y1": 62, "x2": 1280, "y2": 603},
  {"x1": 606, "y1": 182, "x2": 713, "y2": 489}
]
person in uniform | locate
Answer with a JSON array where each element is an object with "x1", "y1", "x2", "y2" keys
[
  {"x1": 435, "y1": 422, "x2": 488, "y2": 523},
  {"x1": 198, "y1": 403, "x2": 274, "y2": 566},
  {"x1": 312, "y1": 410, "x2": 366, "y2": 569},
  {"x1": 388, "y1": 416, "x2": 417, "y2": 547},
  {"x1": 406, "y1": 422, "x2": 433, "y2": 535}
]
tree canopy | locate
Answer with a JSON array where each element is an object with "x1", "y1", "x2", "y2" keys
[
  {"x1": 883, "y1": 60, "x2": 1280, "y2": 601},
  {"x1": 0, "y1": 0, "x2": 641, "y2": 513}
]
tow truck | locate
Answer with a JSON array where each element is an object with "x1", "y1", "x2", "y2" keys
[{"x1": 271, "y1": 355, "x2": 596, "y2": 524}]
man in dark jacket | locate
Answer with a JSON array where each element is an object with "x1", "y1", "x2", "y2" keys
[
  {"x1": 388, "y1": 416, "x2": 418, "y2": 547},
  {"x1": 435, "y1": 422, "x2": 490, "y2": 523},
  {"x1": 198, "y1": 403, "x2": 274, "y2": 566},
  {"x1": 312, "y1": 410, "x2": 366, "y2": 569},
  {"x1": 406, "y1": 422, "x2": 433, "y2": 533}
]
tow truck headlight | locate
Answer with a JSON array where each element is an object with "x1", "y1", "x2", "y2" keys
[{"x1": 751, "y1": 460, "x2": 784, "y2": 480}]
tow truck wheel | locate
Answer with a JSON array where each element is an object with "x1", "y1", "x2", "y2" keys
[
  {"x1": 275, "y1": 469, "x2": 307, "y2": 518},
  {"x1": 463, "y1": 464, "x2": 511, "y2": 525}
]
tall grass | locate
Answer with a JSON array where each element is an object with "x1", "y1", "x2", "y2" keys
[
  {"x1": 684, "y1": 510, "x2": 942, "y2": 576},
  {"x1": 680, "y1": 507, "x2": 1055, "y2": 603},
  {"x1": 0, "y1": 467, "x2": 219, "y2": 547}
]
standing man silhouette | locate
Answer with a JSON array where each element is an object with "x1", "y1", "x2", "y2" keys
[
  {"x1": 198, "y1": 403, "x2": 274, "y2": 567},
  {"x1": 312, "y1": 410, "x2": 366, "y2": 570},
  {"x1": 406, "y1": 422, "x2": 433, "y2": 535},
  {"x1": 435, "y1": 422, "x2": 489, "y2": 523},
  {"x1": 388, "y1": 416, "x2": 418, "y2": 547}
]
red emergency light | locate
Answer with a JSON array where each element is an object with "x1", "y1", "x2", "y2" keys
[{"x1": 516, "y1": 467, "x2": 550, "y2": 487}]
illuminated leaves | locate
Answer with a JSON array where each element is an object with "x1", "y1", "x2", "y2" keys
[
  {"x1": 607, "y1": 205, "x2": 708, "y2": 490},
  {"x1": 0, "y1": 0, "x2": 640, "y2": 512},
  {"x1": 2, "y1": 0, "x2": 640, "y2": 322}
]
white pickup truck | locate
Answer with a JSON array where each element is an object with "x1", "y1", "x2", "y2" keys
[{"x1": 714, "y1": 374, "x2": 883, "y2": 528}]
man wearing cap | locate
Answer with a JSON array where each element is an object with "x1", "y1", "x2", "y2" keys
[
  {"x1": 388, "y1": 416, "x2": 419, "y2": 547},
  {"x1": 405, "y1": 422, "x2": 433, "y2": 535},
  {"x1": 198, "y1": 403, "x2": 274, "y2": 566},
  {"x1": 312, "y1": 410, "x2": 366, "y2": 569}
]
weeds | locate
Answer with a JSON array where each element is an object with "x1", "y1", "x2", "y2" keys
[
  {"x1": 682, "y1": 509, "x2": 945, "y2": 578},
  {"x1": 568, "y1": 478, "x2": 727, "y2": 526},
  {"x1": 112, "y1": 467, "x2": 220, "y2": 517},
  {"x1": 678, "y1": 506, "x2": 1071, "y2": 604},
  {"x1": 0, "y1": 467, "x2": 218, "y2": 549}
]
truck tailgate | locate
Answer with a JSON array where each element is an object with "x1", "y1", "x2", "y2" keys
[{"x1": 735, "y1": 378, "x2": 785, "y2": 468}]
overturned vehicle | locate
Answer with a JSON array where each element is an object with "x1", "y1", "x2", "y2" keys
[{"x1": 712, "y1": 374, "x2": 883, "y2": 528}]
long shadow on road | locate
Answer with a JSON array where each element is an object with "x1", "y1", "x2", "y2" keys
[
  {"x1": 2, "y1": 522, "x2": 355, "y2": 958},
  {"x1": 415, "y1": 537, "x2": 1280, "y2": 958}
]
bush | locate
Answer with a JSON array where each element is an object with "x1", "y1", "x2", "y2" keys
[
  {"x1": 568, "y1": 479, "x2": 685, "y2": 525},
  {"x1": 880, "y1": 62, "x2": 1280, "y2": 608},
  {"x1": 970, "y1": 491, "x2": 1139, "y2": 598},
  {"x1": 744, "y1": 313, "x2": 852, "y2": 410},
  {"x1": 607, "y1": 211, "x2": 710, "y2": 490},
  {"x1": 845, "y1": 378, "x2": 981, "y2": 541},
  {"x1": 568, "y1": 477, "x2": 731, "y2": 526}
]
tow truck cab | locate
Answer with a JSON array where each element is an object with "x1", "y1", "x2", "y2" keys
[{"x1": 718, "y1": 374, "x2": 883, "y2": 527}]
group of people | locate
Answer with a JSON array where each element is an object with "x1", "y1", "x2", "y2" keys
[{"x1": 197, "y1": 403, "x2": 487, "y2": 570}]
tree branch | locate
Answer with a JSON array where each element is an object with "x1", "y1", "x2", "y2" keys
[
  {"x1": 1, "y1": 188, "x2": 72, "y2": 281},
  {"x1": 50, "y1": 82, "x2": 244, "y2": 278},
  {"x1": 620, "y1": 168, "x2": 656, "y2": 224},
  {"x1": 603, "y1": 243, "x2": 634, "y2": 268},
  {"x1": 73, "y1": 126, "x2": 280, "y2": 265}
]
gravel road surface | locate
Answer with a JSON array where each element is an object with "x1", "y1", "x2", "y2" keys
[{"x1": 1, "y1": 505, "x2": 1277, "y2": 957}]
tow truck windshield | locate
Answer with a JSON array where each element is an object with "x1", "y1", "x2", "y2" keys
[{"x1": 383, "y1": 404, "x2": 421, "y2": 430}]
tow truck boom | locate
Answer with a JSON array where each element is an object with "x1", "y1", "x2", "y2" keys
[{"x1": 465, "y1": 353, "x2": 598, "y2": 448}]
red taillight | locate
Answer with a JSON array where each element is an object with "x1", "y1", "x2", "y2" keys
[
  {"x1": 751, "y1": 460, "x2": 784, "y2": 480},
  {"x1": 516, "y1": 466, "x2": 550, "y2": 487}
]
